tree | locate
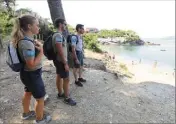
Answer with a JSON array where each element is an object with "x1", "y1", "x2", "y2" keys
[
  {"x1": 0, "y1": 0, "x2": 15, "y2": 40},
  {"x1": 0, "y1": 11, "x2": 13, "y2": 38},
  {"x1": 3, "y1": 0, "x2": 15, "y2": 16},
  {"x1": 47, "y1": 0, "x2": 65, "y2": 23},
  {"x1": 15, "y1": 8, "x2": 54, "y2": 40},
  {"x1": 67, "y1": 24, "x2": 75, "y2": 34},
  {"x1": 15, "y1": 8, "x2": 32, "y2": 16},
  {"x1": 83, "y1": 33, "x2": 102, "y2": 53},
  {"x1": 0, "y1": 35, "x2": 3, "y2": 49},
  {"x1": 47, "y1": 0, "x2": 69, "y2": 37}
]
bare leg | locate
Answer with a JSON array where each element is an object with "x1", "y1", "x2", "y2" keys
[
  {"x1": 73, "y1": 68, "x2": 78, "y2": 81},
  {"x1": 56, "y1": 74, "x2": 63, "y2": 95},
  {"x1": 78, "y1": 66, "x2": 86, "y2": 82},
  {"x1": 35, "y1": 98, "x2": 44, "y2": 121},
  {"x1": 79, "y1": 66, "x2": 83, "y2": 78},
  {"x1": 22, "y1": 92, "x2": 32, "y2": 113},
  {"x1": 63, "y1": 77, "x2": 70, "y2": 98},
  {"x1": 63, "y1": 77, "x2": 77, "y2": 106}
]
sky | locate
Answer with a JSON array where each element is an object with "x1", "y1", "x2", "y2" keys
[{"x1": 15, "y1": 0, "x2": 175, "y2": 38}]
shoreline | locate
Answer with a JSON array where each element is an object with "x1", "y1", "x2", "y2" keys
[
  {"x1": 99, "y1": 44, "x2": 175, "y2": 72},
  {"x1": 85, "y1": 49, "x2": 175, "y2": 86},
  {"x1": 109, "y1": 53, "x2": 175, "y2": 86}
]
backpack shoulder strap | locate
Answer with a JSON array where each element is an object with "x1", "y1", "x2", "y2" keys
[
  {"x1": 23, "y1": 37, "x2": 34, "y2": 43},
  {"x1": 51, "y1": 32, "x2": 57, "y2": 37},
  {"x1": 50, "y1": 32, "x2": 58, "y2": 41},
  {"x1": 75, "y1": 35, "x2": 79, "y2": 44},
  {"x1": 17, "y1": 37, "x2": 34, "y2": 62}
]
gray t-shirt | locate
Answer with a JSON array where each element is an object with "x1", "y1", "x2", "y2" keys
[
  {"x1": 18, "y1": 37, "x2": 42, "y2": 71},
  {"x1": 52, "y1": 32, "x2": 68, "y2": 62}
]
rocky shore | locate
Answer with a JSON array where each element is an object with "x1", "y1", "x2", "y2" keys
[{"x1": 98, "y1": 37, "x2": 160, "y2": 46}]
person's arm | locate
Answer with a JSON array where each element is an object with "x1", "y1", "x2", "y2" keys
[
  {"x1": 81, "y1": 36, "x2": 84, "y2": 51},
  {"x1": 81, "y1": 36, "x2": 85, "y2": 58},
  {"x1": 23, "y1": 40, "x2": 43, "y2": 70},
  {"x1": 55, "y1": 34, "x2": 67, "y2": 65},
  {"x1": 71, "y1": 36, "x2": 78, "y2": 61}
]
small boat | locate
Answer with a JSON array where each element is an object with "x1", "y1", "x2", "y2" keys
[{"x1": 160, "y1": 49, "x2": 166, "y2": 51}]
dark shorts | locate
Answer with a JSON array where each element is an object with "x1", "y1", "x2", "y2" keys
[
  {"x1": 74, "y1": 51, "x2": 84, "y2": 68},
  {"x1": 53, "y1": 60, "x2": 69, "y2": 78},
  {"x1": 20, "y1": 68, "x2": 46, "y2": 99}
]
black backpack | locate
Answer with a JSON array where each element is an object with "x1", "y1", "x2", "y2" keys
[
  {"x1": 67, "y1": 34, "x2": 79, "y2": 52},
  {"x1": 43, "y1": 32, "x2": 57, "y2": 60}
]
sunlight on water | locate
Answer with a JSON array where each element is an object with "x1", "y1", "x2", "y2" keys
[{"x1": 100, "y1": 39, "x2": 175, "y2": 70}]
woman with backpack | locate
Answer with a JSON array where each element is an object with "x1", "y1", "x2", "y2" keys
[{"x1": 11, "y1": 15, "x2": 51, "y2": 123}]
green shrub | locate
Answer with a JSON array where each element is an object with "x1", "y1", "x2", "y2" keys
[{"x1": 83, "y1": 33, "x2": 102, "y2": 53}]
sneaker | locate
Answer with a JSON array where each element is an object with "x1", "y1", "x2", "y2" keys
[
  {"x1": 44, "y1": 94, "x2": 49, "y2": 102},
  {"x1": 57, "y1": 93, "x2": 65, "y2": 99},
  {"x1": 78, "y1": 78, "x2": 86, "y2": 82},
  {"x1": 21, "y1": 111, "x2": 35, "y2": 120},
  {"x1": 34, "y1": 114, "x2": 51, "y2": 124},
  {"x1": 64, "y1": 98, "x2": 77, "y2": 106},
  {"x1": 75, "y1": 81, "x2": 83, "y2": 87}
]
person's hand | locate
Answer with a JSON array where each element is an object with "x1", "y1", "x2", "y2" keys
[
  {"x1": 75, "y1": 59, "x2": 80, "y2": 64},
  {"x1": 64, "y1": 63, "x2": 69, "y2": 72},
  {"x1": 34, "y1": 40, "x2": 43, "y2": 53}
]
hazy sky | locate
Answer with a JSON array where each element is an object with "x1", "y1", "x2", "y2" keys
[{"x1": 16, "y1": 0, "x2": 175, "y2": 38}]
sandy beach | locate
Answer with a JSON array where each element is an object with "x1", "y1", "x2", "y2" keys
[
  {"x1": 85, "y1": 49, "x2": 175, "y2": 86},
  {"x1": 115, "y1": 55, "x2": 175, "y2": 86}
]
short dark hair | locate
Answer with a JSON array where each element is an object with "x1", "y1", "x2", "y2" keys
[
  {"x1": 54, "y1": 18, "x2": 65, "y2": 28},
  {"x1": 76, "y1": 24, "x2": 84, "y2": 32}
]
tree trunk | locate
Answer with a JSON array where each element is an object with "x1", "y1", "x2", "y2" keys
[
  {"x1": 0, "y1": 37, "x2": 3, "y2": 49},
  {"x1": 47, "y1": 0, "x2": 69, "y2": 37},
  {"x1": 47, "y1": 0, "x2": 65, "y2": 23}
]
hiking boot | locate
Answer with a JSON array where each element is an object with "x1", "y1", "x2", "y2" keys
[
  {"x1": 21, "y1": 111, "x2": 35, "y2": 120},
  {"x1": 75, "y1": 81, "x2": 83, "y2": 87},
  {"x1": 57, "y1": 93, "x2": 65, "y2": 99},
  {"x1": 78, "y1": 78, "x2": 86, "y2": 82},
  {"x1": 64, "y1": 98, "x2": 77, "y2": 106},
  {"x1": 34, "y1": 114, "x2": 51, "y2": 124}
]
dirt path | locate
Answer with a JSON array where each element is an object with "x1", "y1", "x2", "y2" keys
[{"x1": 0, "y1": 54, "x2": 175, "y2": 123}]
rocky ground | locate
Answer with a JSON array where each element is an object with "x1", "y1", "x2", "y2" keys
[{"x1": 0, "y1": 50, "x2": 175, "y2": 124}]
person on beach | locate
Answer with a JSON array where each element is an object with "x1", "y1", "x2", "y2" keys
[
  {"x1": 172, "y1": 69, "x2": 175, "y2": 77},
  {"x1": 153, "y1": 60, "x2": 157, "y2": 68},
  {"x1": 132, "y1": 61, "x2": 134, "y2": 65},
  {"x1": 71, "y1": 24, "x2": 86, "y2": 87},
  {"x1": 139, "y1": 59, "x2": 141, "y2": 64},
  {"x1": 52, "y1": 18, "x2": 76, "y2": 106},
  {"x1": 112, "y1": 54, "x2": 115, "y2": 61},
  {"x1": 11, "y1": 15, "x2": 51, "y2": 123}
]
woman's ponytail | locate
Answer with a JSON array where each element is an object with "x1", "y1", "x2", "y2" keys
[{"x1": 11, "y1": 18, "x2": 24, "y2": 48}]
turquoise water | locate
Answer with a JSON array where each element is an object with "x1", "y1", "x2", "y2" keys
[{"x1": 100, "y1": 38, "x2": 175, "y2": 70}]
